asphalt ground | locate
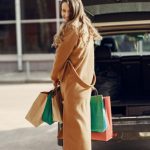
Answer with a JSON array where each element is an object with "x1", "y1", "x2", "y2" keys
[
  {"x1": 0, "y1": 83, "x2": 150, "y2": 150},
  {"x1": 0, "y1": 83, "x2": 62, "y2": 150}
]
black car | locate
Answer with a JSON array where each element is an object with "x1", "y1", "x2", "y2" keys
[
  {"x1": 58, "y1": 0, "x2": 150, "y2": 146},
  {"x1": 85, "y1": 0, "x2": 150, "y2": 138}
]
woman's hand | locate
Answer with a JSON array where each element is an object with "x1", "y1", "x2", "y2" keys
[{"x1": 52, "y1": 79, "x2": 60, "y2": 87}]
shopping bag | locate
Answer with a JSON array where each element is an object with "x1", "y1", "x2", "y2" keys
[
  {"x1": 52, "y1": 86, "x2": 63, "y2": 123},
  {"x1": 42, "y1": 93, "x2": 54, "y2": 125},
  {"x1": 57, "y1": 96, "x2": 112, "y2": 141},
  {"x1": 25, "y1": 92, "x2": 49, "y2": 127},
  {"x1": 52, "y1": 96, "x2": 63, "y2": 123},
  {"x1": 90, "y1": 94, "x2": 107, "y2": 132},
  {"x1": 91, "y1": 96, "x2": 113, "y2": 141}
]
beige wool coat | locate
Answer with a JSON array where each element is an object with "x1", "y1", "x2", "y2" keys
[{"x1": 51, "y1": 22, "x2": 96, "y2": 150}]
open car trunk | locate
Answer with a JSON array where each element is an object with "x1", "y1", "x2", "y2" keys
[
  {"x1": 84, "y1": 0, "x2": 150, "y2": 133},
  {"x1": 83, "y1": 0, "x2": 150, "y2": 22}
]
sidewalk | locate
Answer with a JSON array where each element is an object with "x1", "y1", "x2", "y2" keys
[
  {"x1": 0, "y1": 71, "x2": 52, "y2": 84},
  {"x1": 0, "y1": 84, "x2": 61, "y2": 150}
]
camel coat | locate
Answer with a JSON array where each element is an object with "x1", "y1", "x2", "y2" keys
[{"x1": 51, "y1": 22, "x2": 95, "y2": 150}]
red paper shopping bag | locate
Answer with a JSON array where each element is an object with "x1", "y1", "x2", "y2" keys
[
  {"x1": 91, "y1": 96, "x2": 113, "y2": 141},
  {"x1": 57, "y1": 96, "x2": 113, "y2": 142}
]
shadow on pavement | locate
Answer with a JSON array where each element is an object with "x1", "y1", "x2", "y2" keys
[
  {"x1": 0, "y1": 124, "x2": 150, "y2": 150},
  {"x1": 0, "y1": 125, "x2": 62, "y2": 150}
]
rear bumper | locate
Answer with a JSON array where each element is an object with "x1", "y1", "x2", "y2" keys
[
  {"x1": 57, "y1": 116, "x2": 150, "y2": 146},
  {"x1": 113, "y1": 116, "x2": 150, "y2": 132},
  {"x1": 112, "y1": 116, "x2": 150, "y2": 141}
]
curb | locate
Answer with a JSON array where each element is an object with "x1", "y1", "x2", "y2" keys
[{"x1": 0, "y1": 80, "x2": 52, "y2": 84}]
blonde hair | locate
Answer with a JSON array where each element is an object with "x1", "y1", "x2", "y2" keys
[{"x1": 52, "y1": 0, "x2": 102, "y2": 48}]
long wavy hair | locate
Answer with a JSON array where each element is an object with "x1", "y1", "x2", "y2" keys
[{"x1": 52, "y1": 0, "x2": 102, "y2": 48}]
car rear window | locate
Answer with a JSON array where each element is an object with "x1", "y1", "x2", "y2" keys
[{"x1": 100, "y1": 32, "x2": 150, "y2": 55}]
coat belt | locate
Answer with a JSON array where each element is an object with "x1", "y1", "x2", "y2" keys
[{"x1": 60, "y1": 60, "x2": 96, "y2": 89}]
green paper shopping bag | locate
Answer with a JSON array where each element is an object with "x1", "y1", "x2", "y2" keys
[
  {"x1": 42, "y1": 92, "x2": 54, "y2": 125},
  {"x1": 90, "y1": 89, "x2": 107, "y2": 132},
  {"x1": 92, "y1": 96, "x2": 113, "y2": 141}
]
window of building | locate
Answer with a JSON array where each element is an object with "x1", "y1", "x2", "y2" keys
[
  {"x1": 22, "y1": 23, "x2": 56, "y2": 54},
  {"x1": 0, "y1": 0, "x2": 15, "y2": 20},
  {"x1": 0, "y1": 24, "x2": 16, "y2": 54},
  {"x1": 21, "y1": 0, "x2": 56, "y2": 19},
  {"x1": 0, "y1": 0, "x2": 58, "y2": 55}
]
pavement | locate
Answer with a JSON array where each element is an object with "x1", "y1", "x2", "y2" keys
[
  {"x1": 0, "y1": 70, "x2": 63, "y2": 150},
  {"x1": 1, "y1": 72, "x2": 150, "y2": 150},
  {"x1": 0, "y1": 71, "x2": 52, "y2": 84},
  {"x1": 0, "y1": 83, "x2": 62, "y2": 150}
]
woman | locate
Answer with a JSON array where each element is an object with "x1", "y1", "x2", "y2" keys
[{"x1": 51, "y1": 0, "x2": 102, "y2": 150}]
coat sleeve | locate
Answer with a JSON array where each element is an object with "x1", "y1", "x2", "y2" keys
[{"x1": 50, "y1": 25, "x2": 78, "y2": 81}]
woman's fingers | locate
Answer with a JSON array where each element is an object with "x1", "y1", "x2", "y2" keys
[{"x1": 53, "y1": 79, "x2": 60, "y2": 87}]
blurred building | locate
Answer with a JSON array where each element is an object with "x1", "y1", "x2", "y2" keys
[{"x1": 0, "y1": 0, "x2": 61, "y2": 72}]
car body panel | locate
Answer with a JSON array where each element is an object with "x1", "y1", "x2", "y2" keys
[{"x1": 85, "y1": 0, "x2": 150, "y2": 132}]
